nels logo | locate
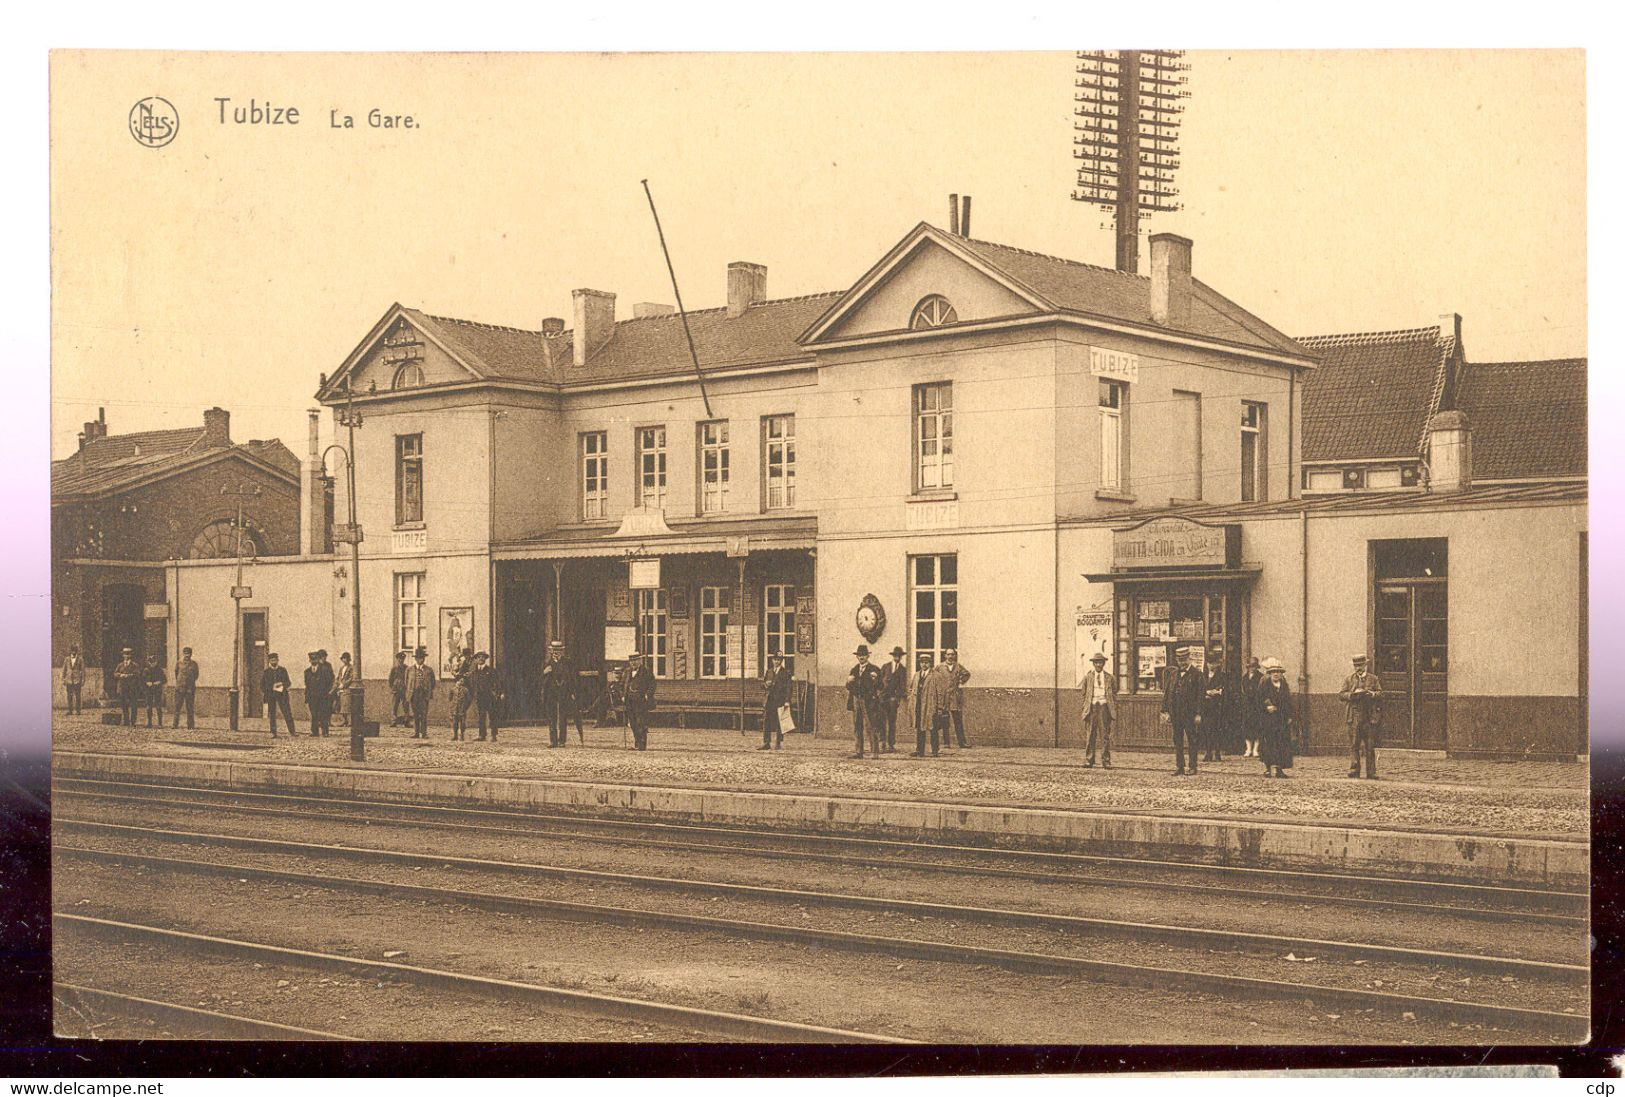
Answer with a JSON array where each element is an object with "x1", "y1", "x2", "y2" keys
[{"x1": 128, "y1": 97, "x2": 179, "y2": 148}]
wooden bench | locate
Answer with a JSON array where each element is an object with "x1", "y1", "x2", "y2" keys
[{"x1": 651, "y1": 679, "x2": 769, "y2": 730}]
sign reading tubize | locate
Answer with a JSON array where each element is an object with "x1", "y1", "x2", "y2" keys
[
  {"x1": 1112, "y1": 516, "x2": 1239, "y2": 570},
  {"x1": 1090, "y1": 347, "x2": 1139, "y2": 384}
]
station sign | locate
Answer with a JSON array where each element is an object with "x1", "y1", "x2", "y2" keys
[
  {"x1": 230, "y1": 585, "x2": 253, "y2": 599},
  {"x1": 1111, "y1": 516, "x2": 1240, "y2": 570},
  {"x1": 628, "y1": 557, "x2": 661, "y2": 590}
]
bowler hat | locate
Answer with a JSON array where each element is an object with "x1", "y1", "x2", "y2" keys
[
  {"x1": 474, "y1": 651, "x2": 489, "y2": 660},
  {"x1": 413, "y1": 646, "x2": 427, "y2": 658},
  {"x1": 889, "y1": 646, "x2": 906, "y2": 658},
  {"x1": 854, "y1": 644, "x2": 870, "y2": 657},
  {"x1": 1089, "y1": 652, "x2": 1108, "y2": 664}
]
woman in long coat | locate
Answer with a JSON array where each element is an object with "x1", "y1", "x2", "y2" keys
[{"x1": 1256, "y1": 657, "x2": 1295, "y2": 778}]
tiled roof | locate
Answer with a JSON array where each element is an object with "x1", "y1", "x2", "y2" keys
[
  {"x1": 1296, "y1": 327, "x2": 1452, "y2": 462},
  {"x1": 52, "y1": 431, "x2": 298, "y2": 500},
  {"x1": 956, "y1": 235, "x2": 1310, "y2": 357},
  {"x1": 1456, "y1": 358, "x2": 1587, "y2": 480},
  {"x1": 399, "y1": 293, "x2": 841, "y2": 387}
]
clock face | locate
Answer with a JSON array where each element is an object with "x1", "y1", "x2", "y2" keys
[{"x1": 856, "y1": 607, "x2": 877, "y2": 630}]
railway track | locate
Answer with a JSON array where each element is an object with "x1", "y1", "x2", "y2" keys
[
  {"x1": 51, "y1": 776, "x2": 1588, "y2": 917},
  {"x1": 53, "y1": 982, "x2": 358, "y2": 1041},
  {"x1": 54, "y1": 913, "x2": 903, "y2": 1043}
]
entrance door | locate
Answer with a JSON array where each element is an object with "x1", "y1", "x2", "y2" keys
[
  {"x1": 243, "y1": 611, "x2": 268, "y2": 714},
  {"x1": 500, "y1": 572, "x2": 546, "y2": 720},
  {"x1": 99, "y1": 583, "x2": 145, "y2": 695},
  {"x1": 1374, "y1": 581, "x2": 1448, "y2": 748}
]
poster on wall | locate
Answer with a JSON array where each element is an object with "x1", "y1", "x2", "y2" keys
[
  {"x1": 439, "y1": 607, "x2": 474, "y2": 676},
  {"x1": 1137, "y1": 645, "x2": 1167, "y2": 684},
  {"x1": 1074, "y1": 608, "x2": 1113, "y2": 684},
  {"x1": 603, "y1": 624, "x2": 637, "y2": 662}
]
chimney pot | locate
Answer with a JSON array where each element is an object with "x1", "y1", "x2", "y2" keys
[
  {"x1": 571, "y1": 289, "x2": 616, "y2": 367},
  {"x1": 203, "y1": 407, "x2": 231, "y2": 447},
  {"x1": 633, "y1": 302, "x2": 677, "y2": 319},
  {"x1": 726, "y1": 262, "x2": 767, "y2": 319},
  {"x1": 541, "y1": 317, "x2": 565, "y2": 336},
  {"x1": 1150, "y1": 233, "x2": 1194, "y2": 328}
]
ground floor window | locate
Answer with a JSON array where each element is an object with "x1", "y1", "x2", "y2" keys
[
  {"x1": 699, "y1": 585, "x2": 730, "y2": 678},
  {"x1": 763, "y1": 583, "x2": 796, "y2": 675},
  {"x1": 1115, "y1": 587, "x2": 1242, "y2": 693},
  {"x1": 910, "y1": 554, "x2": 958, "y2": 666},
  {"x1": 635, "y1": 588, "x2": 669, "y2": 677},
  {"x1": 395, "y1": 572, "x2": 427, "y2": 654}
]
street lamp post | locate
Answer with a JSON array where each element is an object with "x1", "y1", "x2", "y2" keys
[
  {"x1": 221, "y1": 482, "x2": 262, "y2": 732},
  {"x1": 325, "y1": 379, "x2": 367, "y2": 761}
]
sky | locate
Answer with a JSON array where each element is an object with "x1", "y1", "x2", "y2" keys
[{"x1": 49, "y1": 49, "x2": 1586, "y2": 460}]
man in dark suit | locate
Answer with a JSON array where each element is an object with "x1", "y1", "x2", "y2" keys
[
  {"x1": 845, "y1": 644, "x2": 884, "y2": 758},
  {"x1": 625, "y1": 651, "x2": 656, "y2": 751},
  {"x1": 1199, "y1": 646, "x2": 1230, "y2": 762},
  {"x1": 172, "y1": 647, "x2": 199, "y2": 729},
  {"x1": 469, "y1": 652, "x2": 502, "y2": 742},
  {"x1": 261, "y1": 653, "x2": 294, "y2": 737},
  {"x1": 141, "y1": 655, "x2": 167, "y2": 728},
  {"x1": 540, "y1": 640, "x2": 583, "y2": 747},
  {"x1": 112, "y1": 647, "x2": 141, "y2": 726},
  {"x1": 877, "y1": 646, "x2": 909, "y2": 753},
  {"x1": 1160, "y1": 645, "x2": 1205, "y2": 775},
  {"x1": 304, "y1": 650, "x2": 335, "y2": 737},
  {"x1": 404, "y1": 646, "x2": 436, "y2": 739},
  {"x1": 1080, "y1": 651, "x2": 1117, "y2": 769},
  {"x1": 761, "y1": 654, "x2": 792, "y2": 751}
]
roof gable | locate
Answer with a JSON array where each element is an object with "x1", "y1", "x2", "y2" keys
[
  {"x1": 52, "y1": 439, "x2": 299, "y2": 501},
  {"x1": 1297, "y1": 326, "x2": 1453, "y2": 462},
  {"x1": 318, "y1": 305, "x2": 494, "y2": 402}
]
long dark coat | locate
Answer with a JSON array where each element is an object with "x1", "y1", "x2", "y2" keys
[
  {"x1": 1198, "y1": 666, "x2": 1229, "y2": 749},
  {"x1": 1257, "y1": 677, "x2": 1295, "y2": 769},
  {"x1": 1237, "y1": 669, "x2": 1265, "y2": 746}
]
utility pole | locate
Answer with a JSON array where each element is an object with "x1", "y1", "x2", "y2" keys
[
  {"x1": 329, "y1": 380, "x2": 368, "y2": 761},
  {"x1": 1072, "y1": 50, "x2": 1189, "y2": 273},
  {"x1": 221, "y1": 482, "x2": 261, "y2": 732}
]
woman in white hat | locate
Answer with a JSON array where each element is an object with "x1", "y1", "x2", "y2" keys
[{"x1": 1257, "y1": 657, "x2": 1295, "y2": 778}]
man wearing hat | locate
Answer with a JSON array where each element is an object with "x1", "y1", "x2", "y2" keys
[
  {"x1": 877, "y1": 645, "x2": 909, "y2": 753},
  {"x1": 112, "y1": 646, "x2": 141, "y2": 726},
  {"x1": 469, "y1": 652, "x2": 502, "y2": 742},
  {"x1": 1238, "y1": 655, "x2": 1265, "y2": 758},
  {"x1": 1160, "y1": 645, "x2": 1205, "y2": 775},
  {"x1": 625, "y1": 650, "x2": 656, "y2": 751},
  {"x1": 404, "y1": 646, "x2": 436, "y2": 739},
  {"x1": 1339, "y1": 653, "x2": 1384, "y2": 779},
  {"x1": 845, "y1": 644, "x2": 884, "y2": 758},
  {"x1": 1080, "y1": 651, "x2": 1117, "y2": 768},
  {"x1": 761, "y1": 653, "x2": 792, "y2": 751},
  {"x1": 261, "y1": 653, "x2": 293, "y2": 737},
  {"x1": 942, "y1": 648, "x2": 972, "y2": 748},
  {"x1": 141, "y1": 654, "x2": 167, "y2": 728},
  {"x1": 304, "y1": 651, "x2": 335, "y2": 737},
  {"x1": 62, "y1": 645, "x2": 86, "y2": 716},
  {"x1": 540, "y1": 639, "x2": 582, "y2": 747},
  {"x1": 172, "y1": 647, "x2": 199, "y2": 730}
]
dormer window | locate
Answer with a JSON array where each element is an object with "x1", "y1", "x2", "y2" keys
[
  {"x1": 910, "y1": 294, "x2": 958, "y2": 330},
  {"x1": 392, "y1": 363, "x2": 425, "y2": 390}
]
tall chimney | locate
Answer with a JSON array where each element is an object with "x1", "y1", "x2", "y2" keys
[
  {"x1": 79, "y1": 407, "x2": 108, "y2": 449},
  {"x1": 202, "y1": 406, "x2": 231, "y2": 448},
  {"x1": 301, "y1": 409, "x2": 327, "y2": 554},
  {"x1": 1150, "y1": 233, "x2": 1193, "y2": 328},
  {"x1": 960, "y1": 195, "x2": 972, "y2": 237},
  {"x1": 949, "y1": 193, "x2": 960, "y2": 235},
  {"x1": 571, "y1": 290, "x2": 616, "y2": 367},
  {"x1": 1426, "y1": 409, "x2": 1473, "y2": 493},
  {"x1": 726, "y1": 262, "x2": 767, "y2": 319}
]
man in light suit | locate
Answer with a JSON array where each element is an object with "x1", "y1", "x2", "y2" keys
[
  {"x1": 1081, "y1": 651, "x2": 1117, "y2": 769},
  {"x1": 1339, "y1": 653, "x2": 1384, "y2": 780}
]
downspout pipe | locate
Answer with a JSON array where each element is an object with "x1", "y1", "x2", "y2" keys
[{"x1": 1293, "y1": 367, "x2": 1310, "y2": 744}]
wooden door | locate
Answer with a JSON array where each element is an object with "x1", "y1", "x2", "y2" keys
[
  {"x1": 1374, "y1": 581, "x2": 1448, "y2": 748},
  {"x1": 243, "y1": 611, "x2": 268, "y2": 713}
]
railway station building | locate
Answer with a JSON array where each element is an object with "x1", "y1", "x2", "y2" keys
[{"x1": 149, "y1": 215, "x2": 1588, "y2": 758}]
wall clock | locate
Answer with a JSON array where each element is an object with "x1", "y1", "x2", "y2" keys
[{"x1": 855, "y1": 593, "x2": 886, "y2": 644}]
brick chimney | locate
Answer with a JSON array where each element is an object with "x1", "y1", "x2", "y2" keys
[
  {"x1": 539, "y1": 316, "x2": 566, "y2": 370},
  {"x1": 202, "y1": 406, "x2": 231, "y2": 448},
  {"x1": 633, "y1": 302, "x2": 676, "y2": 319},
  {"x1": 571, "y1": 290, "x2": 616, "y2": 367},
  {"x1": 78, "y1": 407, "x2": 107, "y2": 450},
  {"x1": 727, "y1": 262, "x2": 767, "y2": 319},
  {"x1": 1150, "y1": 233, "x2": 1193, "y2": 328},
  {"x1": 300, "y1": 408, "x2": 330, "y2": 554},
  {"x1": 1426, "y1": 409, "x2": 1473, "y2": 493}
]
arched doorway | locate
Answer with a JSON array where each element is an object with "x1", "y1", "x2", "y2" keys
[{"x1": 99, "y1": 583, "x2": 145, "y2": 695}]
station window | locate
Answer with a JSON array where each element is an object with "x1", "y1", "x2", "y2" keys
[
  {"x1": 395, "y1": 434, "x2": 423, "y2": 526},
  {"x1": 1100, "y1": 380, "x2": 1126, "y2": 491},
  {"x1": 763, "y1": 583, "x2": 796, "y2": 675},
  {"x1": 581, "y1": 431, "x2": 609, "y2": 520},
  {"x1": 635, "y1": 588, "x2": 669, "y2": 678},
  {"x1": 699, "y1": 585, "x2": 730, "y2": 679},
  {"x1": 1114, "y1": 588, "x2": 1240, "y2": 694},
  {"x1": 637, "y1": 426, "x2": 667, "y2": 510},
  {"x1": 395, "y1": 572, "x2": 427, "y2": 654},
  {"x1": 910, "y1": 554, "x2": 959, "y2": 666},
  {"x1": 699, "y1": 420, "x2": 730, "y2": 514},
  {"x1": 913, "y1": 382, "x2": 954, "y2": 492},
  {"x1": 1241, "y1": 402, "x2": 1267, "y2": 502},
  {"x1": 763, "y1": 414, "x2": 796, "y2": 510}
]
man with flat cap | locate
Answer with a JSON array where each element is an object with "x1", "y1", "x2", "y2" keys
[
  {"x1": 304, "y1": 651, "x2": 335, "y2": 737},
  {"x1": 1160, "y1": 645, "x2": 1204, "y2": 775},
  {"x1": 1081, "y1": 651, "x2": 1117, "y2": 769},
  {"x1": 541, "y1": 639, "x2": 582, "y2": 747},
  {"x1": 1339, "y1": 653, "x2": 1384, "y2": 779},
  {"x1": 877, "y1": 645, "x2": 909, "y2": 753},
  {"x1": 112, "y1": 646, "x2": 141, "y2": 726},
  {"x1": 845, "y1": 644, "x2": 884, "y2": 758},
  {"x1": 404, "y1": 645, "x2": 436, "y2": 739},
  {"x1": 625, "y1": 650, "x2": 656, "y2": 751}
]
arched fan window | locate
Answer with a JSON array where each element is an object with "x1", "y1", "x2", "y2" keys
[
  {"x1": 392, "y1": 362, "x2": 426, "y2": 390},
  {"x1": 909, "y1": 294, "x2": 958, "y2": 330},
  {"x1": 188, "y1": 519, "x2": 262, "y2": 560}
]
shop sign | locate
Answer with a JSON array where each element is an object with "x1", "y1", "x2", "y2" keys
[
  {"x1": 1112, "y1": 516, "x2": 1238, "y2": 570},
  {"x1": 1090, "y1": 347, "x2": 1139, "y2": 384},
  {"x1": 1074, "y1": 608, "x2": 1112, "y2": 684},
  {"x1": 795, "y1": 593, "x2": 816, "y2": 654},
  {"x1": 143, "y1": 602, "x2": 170, "y2": 619},
  {"x1": 628, "y1": 557, "x2": 661, "y2": 590}
]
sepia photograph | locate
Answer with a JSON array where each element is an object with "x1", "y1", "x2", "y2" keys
[{"x1": 43, "y1": 47, "x2": 1590, "y2": 1051}]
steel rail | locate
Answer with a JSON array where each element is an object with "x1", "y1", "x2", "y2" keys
[
  {"x1": 53, "y1": 981, "x2": 357, "y2": 1041},
  {"x1": 56, "y1": 848, "x2": 1586, "y2": 1040},
  {"x1": 51, "y1": 776, "x2": 1587, "y2": 911},
  {"x1": 56, "y1": 820, "x2": 1589, "y2": 981},
  {"x1": 54, "y1": 913, "x2": 907, "y2": 1044},
  {"x1": 50, "y1": 784, "x2": 1586, "y2": 928}
]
